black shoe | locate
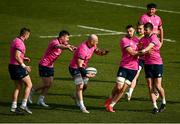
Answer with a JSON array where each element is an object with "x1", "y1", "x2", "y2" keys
[
  {"x1": 152, "y1": 108, "x2": 159, "y2": 114},
  {"x1": 159, "y1": 104, "x2": 166, "y2": 112},
  {"x1": 10, "y1": 108, "x2": 24, "y2": 115}
]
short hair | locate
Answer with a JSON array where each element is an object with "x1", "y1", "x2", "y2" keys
[
  {"x1": 144, "y1": 22, "x2": 153, "y2": 30},
  {"x1": 137, "y1": 23, "x2": 144, "y2": 27},
  {"x1": 20, "y1": 27, "x2": 30, "y2": 36},
  {"x1": 126, "y1": 25, "x2": 133, "y2": 30},
  {"x1": 147, "y1": 3, "x2": 157, "y2": 9},
  {"x1": 59, "y1": 30, "x2": 70, "y2": 37}
]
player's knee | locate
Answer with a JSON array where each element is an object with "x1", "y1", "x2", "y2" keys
[
  {"x1": 116, "y1": 84, "x2": 123, "y2": 92},
  {"x1": 76, "y1": 84, "x2": 84, "y2": 91}
]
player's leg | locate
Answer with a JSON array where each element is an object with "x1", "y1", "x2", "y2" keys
[
  {"x1": 29, "y1": 65, "x2": 53, "y2": 105},
  {"x1": 147, "y1": 78, "x2": 159, "y2": 113},
  {"x1": 9, "y1": 64, "x2": 28, "y2": 114},
  {"x1": 20, "y1": 75, "x2": 32, "y2": 114},
  {"x1": 125, "y1": 66, "x2": 141, "y2": 101},
  {"x1": 111, "y1": 68, "x2": 137, "y2": 107},
  {"x1": 106, "y1": 75, "x2": 129, "y2": 112},
  {"x1": 145, "y1": 64, "x2": 159, "y2": 114},
  {"x1": 155, "y1": 78, "x2": 166, "y2": 112},
  {"x1": 114, "y1": 83, "x2": 129, "y2": 103},
  {"x1": 75, "y1": 76, "x2": 89, "y2": 113},
  {"x1": 126, "y1": 60, "x2": 143, "y2": 101},
  {"x1": 37, "y1": 76, "x2": 53, "y2": 107},
  {"x1": 11, "y1": 80, "x2": 23, "y2": 113},
  {"x1": 76, "y1": 83, "x2": 90, "y2": 113},
  {"x1": 82, "y1": 77, "x2": 89, "y2": 92},
  {"x1": 105, "y1": 67, "x2": 126, "y2": 110},
  {"x1": 154, "y1": 65, "x2": 166, "y2": 112}
]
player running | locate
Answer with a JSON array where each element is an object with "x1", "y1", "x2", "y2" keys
[
  {"x1": 9, "y1": 27, "x2": 32, "y2": 114},
  {"x1": 69, "y1": 34, "x2": 108, "y2": 113},
  {"x1": 105, "y1": 25, "x2": 142, "y2": 112},
  {"x1": 140, "y1": 22, "x2": 166, "y2": 114},
  {"x1": 28, "y1": 30, "x2": 76, "y2": 107}
]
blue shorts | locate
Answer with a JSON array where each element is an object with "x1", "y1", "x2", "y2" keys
[
  {"x1": 69, "y1": 67, "x2": 82, "y2": 77},
  {"x1": 8, "y1": 64, "x2": 28, "y2": 80},
  {"x1": 139, "y1": 59, "x2": 145, "y2": 68},
  {"x1": 69, "y1": 67, "x2": 89, "y2": 85},
  {"x1": 39, "y1": 64, "x2": 54, "y2": 77},
  {"x1": 144, "y1": 64, "x2": 163, "y2": 78},
  {"x1": 117, "y1": 67, "x2": 137, "y2": 82}
]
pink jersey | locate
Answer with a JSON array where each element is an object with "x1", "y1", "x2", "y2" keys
[
  {"x1": 70, "y1": 41, "x2": 97, "y2": 69},
  {"x1": 141, "y1": 34, "x2": 163, "y2": 64},
  {"x1": 140, "y1": 13, "x2": 162, "y2": 34},
  {"x1": 120, "y1": 36, "x2": 139, "y2": 70},
  {"x1": 39, "y1": 38, "x2": 67, "y2": 68},
  {"x1": 9, "y1": 37, "x2": 25, "y2": 65}
]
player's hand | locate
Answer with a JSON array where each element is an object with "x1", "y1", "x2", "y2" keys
[
  {"x1": 70, "y1": 45, "x2": 77, "y2": 51},
  {"x1": 86, "y1": 73, "x2": 96, "y2": 78},
  {"x1": 102, "y1": 49, "x2": 109, "y2": 55},
  {"x1": 24, "y1": 57, "x2": 30, "y2": 63},
  {"x1": 25, "y1": 66, "x2": 31, "y2": 73},
  {"x1": 67, "y1": 45, "x2": 74, "y2": 52}
]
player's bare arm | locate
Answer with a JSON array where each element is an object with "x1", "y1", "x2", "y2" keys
[
  {"x1": 159, "y1": 26, "x2": 164, "y2": 47},
  {"x1": 15, "y1": 50, "x2": 31, "y2": 72},
  {"x1": 55, "y1": 44, "x2": 74, "y2": 52},
  {"x1": 94, "y1": 48, "x2": 109, "y2": 56},
  {"x1": 141, "y1": 42, "x2": 154, "y2": 54},
  {"x1": 126, "y1": 47, "x2": 141, "y2": 56}
]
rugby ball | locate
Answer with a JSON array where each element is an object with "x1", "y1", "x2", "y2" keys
[{"x1": 86, "y1": 67, "x2": 97, "y2": 75}]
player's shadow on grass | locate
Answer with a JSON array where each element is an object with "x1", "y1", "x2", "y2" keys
[
  {"x1": 54, "y1": 77, "x2": 115, "y2": 84},
  {"x1": 170, "y1": 61, "x2": 180, "y2": 64},
  {"x1": 44, "y1": 103, "x2": 81, "y2": 113},
  {"x1": 0, "y1": 101, "x2": 25, "y2": 116},
  {"x1": 54, "y1": 77, "x2": 72, "y2": 81},
  {"x1": 84, "y1": 94, "x2": 107, "y2": 99},
  {"x1": 116, "y1": 108, "x2": 150, "y2": 113}
]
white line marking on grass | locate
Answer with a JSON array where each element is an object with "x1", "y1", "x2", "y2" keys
[
  {"x1": 39, "y1": 25, "x2": 176, "y2": 42},
  {"x1": 78, "y1": 25, "x2": 176, "y2": 42},
  {"x1": 39, "y1": 32, "x2": 123, "y2": 38},
  {"x1": 86, "y1": 0, "x2": 180, "y2": 14},
  {"x1": 77, "y1": 25, "x2": 122, "y2": 33},
  {"x1": 163, "y1": 38, "x2": 176, "y2": 42}
]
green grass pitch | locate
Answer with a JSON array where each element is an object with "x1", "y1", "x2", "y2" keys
[{"x1": 0, "y1": 0, "x2": 180, "y2": 122}]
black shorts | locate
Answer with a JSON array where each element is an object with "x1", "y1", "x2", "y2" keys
[
  {"x1": 117, "y1": 67, "x2": 137, "y2": 82},
  {"x1": 39, "y1": 64, "x2": 54, "y2": 77},
  {"x1": 8, "y1": 64, "x2": 28, "y2": 80},
  {"x1": 139, "y1": 59, "x2": 145, "y2": 68},
  {"x1": 69, "y1": 67, "x2": 82, "y2": 77},
  {"x1": 144, "y1": 64, "x2": 163, "y2": 78}
]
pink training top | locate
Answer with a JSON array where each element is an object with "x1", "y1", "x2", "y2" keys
[
  {"x1": 69, "y1": 41, "x2": 97, "y2": 69},
  {"x1": 9, "y1": 37, "x2": 25, "y2": 65},
  {"x1": 39, "y1": 38, "x2": 67, "y2": 68},
  {"x1": 139, "y1": 13, "x2": 162, "y2": 34},
  {"x1": 140, "y1": 34, "x2": 163, "y2": 65},
  {"x1": 120, "y1": 36, "x2": 139, "y2": 70}
]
